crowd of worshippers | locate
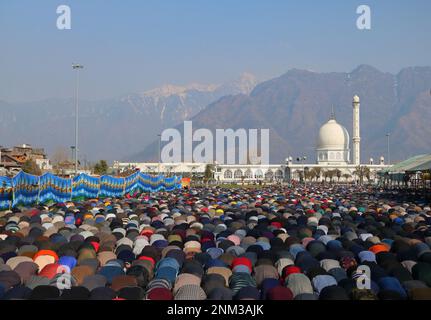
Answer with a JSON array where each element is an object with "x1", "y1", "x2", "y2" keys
[{"x1": 1, "y1": 185, "x2": 431, "y2": 300}]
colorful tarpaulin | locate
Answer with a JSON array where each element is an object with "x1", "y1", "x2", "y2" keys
[
  {"x1": 124, "y1": 171, "x2": 140, "y2": 196},
  {"x1": 125, "y1": 173, "x2": 182, "y2": 194},
  {"x1": 39, "y1": 172, "x2": 72, "y2": 204},
  {"x1": 164, "y1": 176, "x2": 182, "y2": 191},
  {"x1": 12, "y1": 171, "x2": 40, "y2": 207},
  {"x1": 0, "y1": 176, "x2": 12, "y2": 210},
  {"x1": 99, "y1": 175, "x2": 125, "y2": 198},
  {"x1": 0, "y1": 171, "x2": 182, "y2": 209},
  {"x1": 72, "y1": 173, "x2": 100, "y2": 199}
]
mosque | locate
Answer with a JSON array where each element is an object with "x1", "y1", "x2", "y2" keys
[
  {"x1": 114, "y1": 95, "x2": 389, "y2": 183},
  {"x1": 213, "y1": 95, "x2": 389, "y2": 183}
]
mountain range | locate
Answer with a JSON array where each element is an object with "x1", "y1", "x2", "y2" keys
[
  {"x1": 1, "y1": 65, "x2": 430, "y2": 165},
  {"x1": 132, "y1": 65, "x2": 431, "y2": 164},
  {"x1": 0, "y1": 73, "x2": 258, "y2": 162}
]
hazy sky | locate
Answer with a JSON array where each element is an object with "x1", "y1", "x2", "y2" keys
[{"x1": 1, "y1": 0, "x2": 430, "y2": 102}]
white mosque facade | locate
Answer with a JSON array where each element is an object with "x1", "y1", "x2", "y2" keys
[
  {"x1": 213, "y1": 95, "x2": 389, "y2": 183},
  {"x1": 114, "y1": 95, "x2": 389, "y2": 183}
]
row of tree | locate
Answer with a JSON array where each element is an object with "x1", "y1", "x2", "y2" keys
[
  {"x1": 300, "y1": 166, "x2": 373, "y2": 183},
  {"x1": 193, "y1": 164, "x2": 376, "y2": 185},
  {"x1": 20, "y1": 158, "x2": 109, "y2": 176},
  {"x1": 19, "y1": 150, "x2": 373, "y2": 185}
]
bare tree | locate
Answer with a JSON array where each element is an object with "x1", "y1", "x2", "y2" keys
[
  {"x1": 322, "y1": 170, "x2": 329, "y2": 182},
  {"x1": 326, "y1": 170, "x2": 335, "y2": 183},
  {"x1": 314, "y1": 167, "x2": 322, "y2": 182},
  {"x1": 307, "y1": 168, "x2": 316, "y2": 181},
  {"x1": 22, "y1": 159, "x2": 42, "y2": 176},
  {"x1": 335, "y1": 169, "x2": 342, "y2": 183},
  {"x1": 51, "y1": 147, "x2": 71, "y2": 175},
  {"x1": 204, "y1": 164, "x2": 215, "y2": 185},
  {"x1": 342, "y1": 173, "x2": 351, "y2": 182},
  {"x1": 51, "y1": 147, "x2": 69, "y2": 165},
  {"x1": 353, "y1": 166, "x2": 370, "y2": 185}
]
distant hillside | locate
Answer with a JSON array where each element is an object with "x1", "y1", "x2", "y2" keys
[
  {"x1": 131, "y1": 65, "x2": 431, "y2": 163},
  {"x1": 0, "y1": 73, "x2": 258, "y2": 162}
]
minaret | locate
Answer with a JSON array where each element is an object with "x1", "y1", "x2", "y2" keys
[{"x1": 352, "y1": 95, "x2": 361, "y2": 165}]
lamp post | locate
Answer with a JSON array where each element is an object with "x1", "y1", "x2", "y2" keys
[
  {"x1": 285, "y1": 156, "x2": 293, "y2": 185},
  {"x1": 82, "y1": 154, "x2": 87, "y2": 171},
  {"x1": 70, "y1": 146, "x2": 75, "y2": 162},
  {"x1": 296, "y1": 156, "x2": 307, "y2": 187},
  {"x1": 72, "y1": 63, "x2": 84, "y2": 176},
  {"x1": 386, "y1": 133, "x2": 391, "y2": 166},
  {"x1": 157, "y1": 134, "x2": 161, "y2": 174}
]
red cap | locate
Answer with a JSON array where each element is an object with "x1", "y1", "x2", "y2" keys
[
  {"x1": 138, "y1": 255, "x2": 155, "y2": 266},
  {"x1": 90, "y1": 241, "x2": 100, "y2": 253},
  {"x1": 38, "y1": 263, "x2": 62, "y2": 279},
  {"x1": 271, "y1": 222, "x2": 282, "y2": 229},
  {"x1": 282, "y1": 265, "x2": 301, "y2": 279},
  {"x1": 147, "y1": 288, "x2": 173, "y2": 300},
  {"x1": 33, "y1": 249, "x2": 59, "y2": 262},
  {"x1": 231, "y1": 257, "x2": 253, "y2": 273}
]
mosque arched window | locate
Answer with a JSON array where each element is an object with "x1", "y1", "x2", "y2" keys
[
  {"x1": 265, "y1": 170, "x2": 273, "y2": 180},
  {"x1": 275, "y1": 170, "x2": 283, "y2": 180},
  {"x1": 244, "y1": 169, "x2": 253, "y2": 179},
  {"x1": 255, "y1": 169, "x2": 263, "y2": 179},
  {"x1": 224, "y1": 170, "x2": 233, "y2": 179},
  {"x1": 234, "y1": 169, "x2": 243, "y2": 179}
]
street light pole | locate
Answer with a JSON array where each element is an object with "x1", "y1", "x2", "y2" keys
[
  {"x1": 386, "y1": 133, "x2": 391, "y2": 165},
  {"x1": 157, "y1": 134, "x2": 161, "y2": 174},
  {"x1": 70, "y1": 146, "x2": 75, "y2": 163},
  {"x1": 296, "y1": 156, "x2": 307, "y2": 187},
  {"x1": 72, "y1": 63, "x2": 84, "y2": 176},
  {"x1": 302, "y1": 156, "x2": 307, "y2": 188}
]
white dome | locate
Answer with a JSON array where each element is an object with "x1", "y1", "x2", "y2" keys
[{"x1": 317, "y1": 119, "x2": 349, "y2": 150}]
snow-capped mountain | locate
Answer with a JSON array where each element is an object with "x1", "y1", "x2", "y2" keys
[
  {"x1": 119, "y1": 73, "x2": 258, "y2": 125},
  {"x1": 0, "y1": 73, "x2": 259, "y2": 162},
  {"x1": 131, "y1": 65, "x2": 431, "y2": 164}
]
